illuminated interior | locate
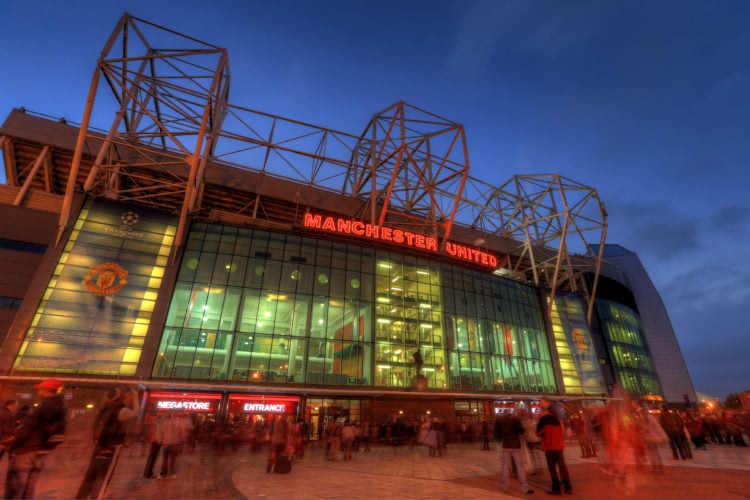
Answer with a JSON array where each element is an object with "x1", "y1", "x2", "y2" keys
[{"x1": 152, "y1": 223, "x2": 560, "y2": 393}]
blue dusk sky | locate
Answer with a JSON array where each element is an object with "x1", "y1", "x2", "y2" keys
[{"x1": 1, "y1": 1, "x2": 748, "y2": 401}]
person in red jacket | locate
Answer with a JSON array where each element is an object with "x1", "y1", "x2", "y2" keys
[{"x1": 536, "y1": 398, "x2": 572, "y2": 495}]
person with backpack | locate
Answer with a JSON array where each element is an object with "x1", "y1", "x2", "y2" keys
[
  {"x1": 5, "y1": 378, "x2": 68, "y2": 499},
  {"x1": 75, "y1": 387, "x2": 139, "y2": 499}
]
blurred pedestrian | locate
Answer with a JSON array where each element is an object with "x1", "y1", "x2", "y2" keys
[
  {"x1": 158, "y1": 412, "x2": 188, "y2": 478},
  {"x1": 341, "y1": 419, "x2": 356, "y2": 460},
  {"x1": 637, "y1": 402, "x2": 667, "y2": 474},
  {"x1": 724, "y1": 412, "x2": 748, "y2": 446},
  {"x1": 361, "y1": 418, "x2": 372, "y2": 452},
  {"x1": 659, "y1": 403, "x2": 690, "y2": 460},
  {"x1": 0, "y1": 398, "x2": 19, "y2": 461},
  {"x1": 142, "y1": 413, "x2": 162, "y2": 478},
  {"x1": 268, "y1": 414, "x2": 291, "y2": 471},
  {"x1": 520, "y1": 409, "x2": 542, "y2": 475},
  {"x1": 684, "y1": 413, "x2": 707, "y2": 450},
  {"x1": 480, "y1": 417, "x2": 491, "y2": 450},
  {"x1": 433, "y1": 417, "x2": 447, "y2": 456},
  {"x1": 569, "y1": 411, "x2": 597, "y2": 458},
  {"x1": 325, "y1": 418, "x2": 341, "y2": 461},
  {"x1": 495, "y1": 412, "x2": 534, "y2": 495},
  {"x1": 75, "y1": 387, "x2": 139, "y2": 499},
  {"x1": 536, "y1": 397, "x2": 572, "y2": 495},
  {"x1": 5, "y1": 378, "x2": 68, "y2": 499},
  {"x1": 292, "y1": 417, "x2": 308, "y2": 459}
]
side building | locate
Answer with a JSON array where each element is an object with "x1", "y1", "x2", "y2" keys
[{"x1": 600, "y1": 244, "x2": 697, "y2": 407}]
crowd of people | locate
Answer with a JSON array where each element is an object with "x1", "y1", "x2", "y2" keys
[
  {"x1": 0, "y1": 379, "x2": 200, "y2": 499},
  {"x1": 486, "y1": 395, "x2": 750, "y2": 496},
  {"x1": 1, "y1": 379, "x2": 749, "y2": 498}
]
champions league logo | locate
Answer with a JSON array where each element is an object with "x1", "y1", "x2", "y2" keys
[
  {"x1": 121, "y1": 211, "x2": 139, "y2": 226},
  {"x1": 105, "y1": 210, "x2": 144, "y2": 239}
]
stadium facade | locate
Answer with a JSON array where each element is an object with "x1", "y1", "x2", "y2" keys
[{"x1": 0, "y1": 13, "x2": 695, "y2": 430}]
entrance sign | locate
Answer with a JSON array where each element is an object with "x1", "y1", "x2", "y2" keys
[{"x1": 228, "y1": 395, "x2": 299, "y2": 414}]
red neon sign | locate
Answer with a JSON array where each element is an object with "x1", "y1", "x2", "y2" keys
[
  {"x1": 227, "y1": 395, "x2": 299, "y2": 414},
  {"x1": 303, "y1": 213, "x2": 497, "y2": 268},
  {"x1": 147, "y1": 392, "x2": 221, "y2": 413}
]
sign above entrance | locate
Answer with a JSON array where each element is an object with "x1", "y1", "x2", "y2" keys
[
  {"x1": 228, "y1": 395, "x2": 299, "y2": 414},
  {"x1": 147, "y1": 392, "x2": 221, "y2": 413},
  {"x1": 302, "y1": 213, "x2": 497, "y2": 269}
]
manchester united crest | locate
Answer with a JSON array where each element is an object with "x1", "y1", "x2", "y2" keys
[{"x1": 83, "y1": 262, "x2": 129, "y2": 296}]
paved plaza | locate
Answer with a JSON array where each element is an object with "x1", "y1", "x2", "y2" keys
[{"x1": 8, "y1": 436, "x2": 750, "y2": 499}]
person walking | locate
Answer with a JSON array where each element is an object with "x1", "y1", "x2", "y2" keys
[
  {"x1": 0, "y1": 398, "x2": 19, "y2": 461},
  {"x1": 267, "y1": 414, "x2": 291, "y2": 471},
  {"x1": 495, "y1": 412, "x2": 534, "y2": 495},
  {"x1": 326, "y1": 418, "x2": 342, "y2": 461},
  {"x1": 536, "y1": 398, "x2": 572, "y2": 495},
  {"x1": 292, "y1": 417, "x2": 308, "y2": 460},
  {"x1": 75, "y1": 387, "x2": 139, "y2": 499},
  {"x1": 683, "y1": 412, "x2": 707, "y2": 450},
  {"x1": 5, "y1": 378, "x2": 68, "y2": 499},
  {"x1": 659, "y1": 403, "x2": 690, "y2": 460},
  {"x1": 142, "y1": 413, "x2": 162, "y2": 478},
  {"x1": 340, "y1": 419, "x2": 356, "y2": 460},
  {"x1": 158, "y1": 412, "x2": 188, "y2": 478},
  {"x1": 569, "y1": 411, "x2": 597, "y2": 458},
  {"x1": 361, "y1": 418, "x2": 372, "y2": 452},
  {"x1": 480, "y1": 417, "x2": 491, "y2": 450},
  {"x1": 636, "y1": 402, "x2": 666, "y2": 474},
  {"x1": 520, "y1": 410, "x2": 542, "y2": 476},
  {"x1": 432, "y1": 417, "x2": 447, "y2": 456}
]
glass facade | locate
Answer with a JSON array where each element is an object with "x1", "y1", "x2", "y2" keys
[
  {"x1": 595, "y1": 298, "x2": 663, "y2": 397},
  {"x1": 153, "y1": 223, "x2": 558, "y2": 394},
  {"x1": 548, "y1": 292, "x2": 607, "y2": 396},
  {"x1": 13, "y1": 199, "x2": 177, "y2": 375},
  {"x1": 373, "y1": 251, "x2": 444, "y2": 389},
  {"x1": 153, "y1": 225, "x2": 373, "y2": 384},
  {"x1": 442, "y1": 267, "x2": 557, "y2": 393}
]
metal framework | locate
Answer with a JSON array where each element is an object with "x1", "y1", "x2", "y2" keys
[
  {"x1": 3, "y1": 12, "x2": 607, "y2": 315},
  {"x1": 464, "y1": 174, "x2": 607, "y2": 320},
  {"x1": 58, "y1": 13, "x2": 231, "y2": 256}
]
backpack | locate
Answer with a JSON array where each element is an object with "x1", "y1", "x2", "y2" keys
[
  {"x1": 93, "y1": 403, "x2": 126, "y2": 447},
  {"x1": 41, "y1": 410, "x2": 67, "y2": 450}
]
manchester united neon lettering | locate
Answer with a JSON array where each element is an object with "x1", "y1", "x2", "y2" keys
[
  {"x1": 307, "y1": 213, "x2": 437, "y2": 251},
  {"x1": 303, "y1": 213, "x2": 497, "y2": 268}
]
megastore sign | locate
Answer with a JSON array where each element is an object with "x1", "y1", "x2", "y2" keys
[
  {"x1": 156, "y1": 400, "x2": 212, "y2": 411},
  {"x1": 148, "y1": 392, "x2": 221, "y2": 413},
  {"x1": 303, "y1": 213, "x2": 498, "y2": 269}
]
